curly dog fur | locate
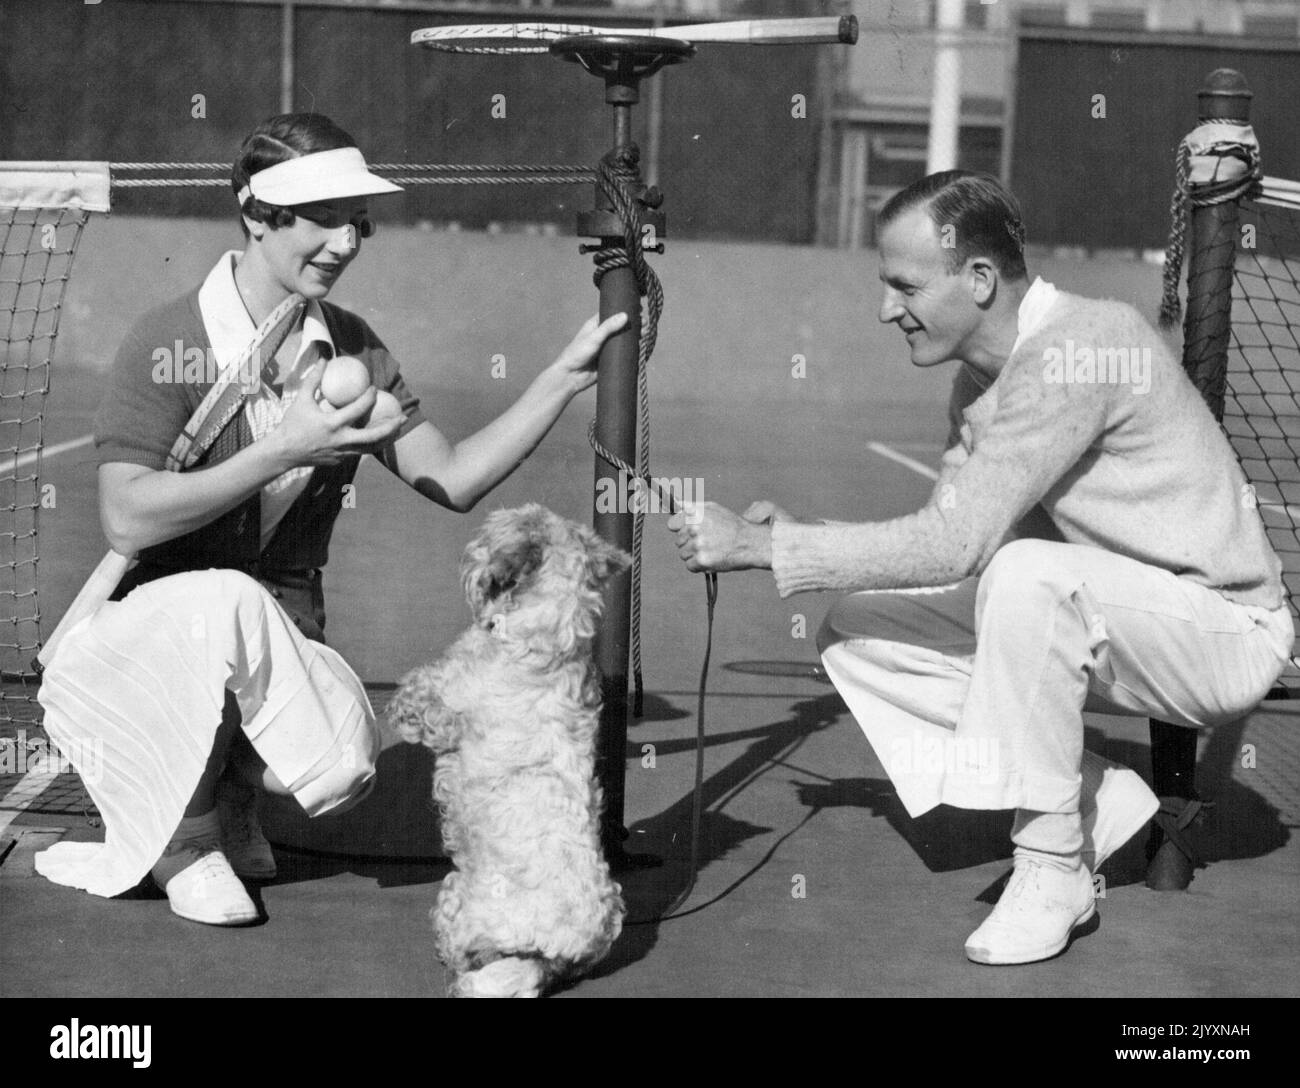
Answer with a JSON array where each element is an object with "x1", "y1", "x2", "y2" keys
[{"x1": 389, "y1": 504, "x2": 630, "y2": 997}]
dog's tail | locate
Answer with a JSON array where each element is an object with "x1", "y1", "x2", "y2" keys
[{"x1": 454, "y1": 956, "x2": 547, "y2": 999}]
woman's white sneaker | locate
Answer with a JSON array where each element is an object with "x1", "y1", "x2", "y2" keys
[{"x1": 162, "y1": 850, "x2": 259, "y2": 926}]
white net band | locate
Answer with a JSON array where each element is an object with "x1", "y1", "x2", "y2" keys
[
  {"x1": 0, "y1": 162, "x2": 110, "y2": 213},
  {"x1": 1258, "y1": 176, "x2": 1300, "y2": 212}
]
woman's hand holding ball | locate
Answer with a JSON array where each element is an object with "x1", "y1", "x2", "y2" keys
[
  {"x1": 273, "y1": 357, "x2": 405, "y2": 467},
  {"x1": 317, "y1": 356, "x2": 403, "y2": 423},
  {"x1": 368, "y1": 389, "x2": 405, "y2": 425},
  {"x1": 319, "y1": 355, "x2": 371, "y2": 408},
  {"x1": 318, "y1": 356, "x2": 405, "y2": 427}
]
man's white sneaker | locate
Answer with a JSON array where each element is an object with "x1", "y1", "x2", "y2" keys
[
  {"x1": 217, "y1": 781, "x2": 277, "y2": 880},
  {"x1": 162, "y1": 850, "x2": 259, "y2": 926},
  {"x1": 965, "y1": 856, "x2": 1096, "y2": 965},
  {"x1": 1080, "y1": 751, "x2": 1159, "y2": 873}
]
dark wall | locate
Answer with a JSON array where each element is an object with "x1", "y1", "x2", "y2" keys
[
  {"x1": 1011, "y1": 29, "x2": 1300, "y2": 250},
  {"x1": 0, "y1": 0, "x2": 823, "y2": 242}
]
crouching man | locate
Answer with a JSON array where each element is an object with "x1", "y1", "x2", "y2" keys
[{"x1": 668, "y1": 171, "x2": 1293, "y2": 964}]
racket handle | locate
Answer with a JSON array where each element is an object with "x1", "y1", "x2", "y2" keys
[{"x1": 36, "y1": 549, "x2": 134, "y2": 669}]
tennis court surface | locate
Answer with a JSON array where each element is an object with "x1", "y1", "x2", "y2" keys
[{"x1": 2, "y1": 220, "x2": 1298, "y2": 998}]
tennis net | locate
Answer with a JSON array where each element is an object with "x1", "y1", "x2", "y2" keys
[{"x1": 1224, "y1": 178, "x2": 1300, "y2": 676}]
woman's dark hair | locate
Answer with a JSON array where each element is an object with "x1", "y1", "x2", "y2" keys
[
  {"x1": 878, "y1": 170, "x2": 1028, "y2": 281},
  {"x1": 232, "y1": 113, "x2": 359, "y2": 237}
]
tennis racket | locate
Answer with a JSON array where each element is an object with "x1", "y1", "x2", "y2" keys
[
  {"x1": 36, "y1": 292, "x2": 306, "y2": 669},
  {"x1": 412, "y1": 16, "x2": 858, "y2": 53}
]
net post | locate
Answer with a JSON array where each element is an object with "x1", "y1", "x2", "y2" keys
[
  {"x1": 565, "y1": 41, "x2": 689, "y2": 867},
  {"x1": 1146, "y1": 69, "x2": 1253, "y2": 890},
  {"x1": 589, "y1": 123, "x2": 642, "y2": 865},
  {"x1": 1180, "y1": 69, "x2": 1252, "y2": 415}
]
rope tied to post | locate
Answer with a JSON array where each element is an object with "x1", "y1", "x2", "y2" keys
[
  {"x1": 583, "y1": 144, "x2": 718, "y2": 915},
  {"x1": 1158, "y1": 120, "x2": 1263, "y2": 330},
  {"x1": 586, "y1": 143, "x2": 664, "y2": 720}
]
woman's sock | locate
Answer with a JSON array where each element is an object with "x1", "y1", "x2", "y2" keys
[{"x1": 151, "y1": 809, "x2": 222, "y2": 889}]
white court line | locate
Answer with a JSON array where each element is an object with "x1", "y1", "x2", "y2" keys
[
  {"x1": 0, "y1": 767, "x2": 63, "y2": 838},
  {"x1": 866, "y1": 440, "x2": 940, "y2": 481},
  {"x1": 9, "y1": 433, "x2": 95, "y2": 472}
]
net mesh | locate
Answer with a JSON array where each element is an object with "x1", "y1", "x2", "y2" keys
[
  {"x1": 1, "y1": 205, "x2": 92, "y2": 819},
  {"x1": 1223, "y1": 195, "x2": 1300, "y2": 676}
]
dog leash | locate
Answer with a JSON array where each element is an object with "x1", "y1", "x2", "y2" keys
[
  {"x1": 588, "y1": 422, "x2": 716, "y2": 919},
  {"x1": 660, "y1": 568, "x2": 716, "y2": 919}
]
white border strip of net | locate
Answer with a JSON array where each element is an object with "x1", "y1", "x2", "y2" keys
[
  {"x1": 1257, "y1": 176, "x2": 1300, "y2": 212},
  {"x1": 0, "y1": 162, "x2": 110, "y2": 212}
]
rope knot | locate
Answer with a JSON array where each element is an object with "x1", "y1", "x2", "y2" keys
[{"x1": 1158, "y1": 121, "x2": 1263, "y2": 330}]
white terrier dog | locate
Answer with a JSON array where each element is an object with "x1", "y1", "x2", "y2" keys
[{"x1": 389, "y1": 504, "x2": 630, "y2": 998}]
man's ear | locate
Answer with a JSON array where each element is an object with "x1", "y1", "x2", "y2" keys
[
  {"x1": 243, "y1": 214, "x2": 264, "y2": 241},
  {"x1": 969, "y1": 257, "x2": 998, "y2": 307}
]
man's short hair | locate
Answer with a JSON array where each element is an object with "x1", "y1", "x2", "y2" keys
[
  {"x1": 878, "y1": 170, "x2": 1028, "y2": 281},
  {"x1": 231, "y1": 113, "x2": 360, "y2": 238}
]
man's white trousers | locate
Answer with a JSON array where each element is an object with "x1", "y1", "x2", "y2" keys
[{"x1": 818, "y1": 540, "x2": 1294, "y2": 819}]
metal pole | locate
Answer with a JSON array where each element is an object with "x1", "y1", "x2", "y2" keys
[
  {"x1": 559, "y1": 38, "x2": 689, "y2": 865},
  {"x1": 592, "y1": 98, "x2": 642, "y2": 860},
  {"x1": 813, "y1": 43, "x2": 838, "y2": 246},
  {"x1": 1147, "y1": 67, "x2": 1252, "y2": 890},
  {"x1": 926, "y1": 0, "x2": 963, "y2": 174},
  {"x1": 280, "y1": 2, "x2": 295, "y2": 114},
  {"x1": 645, "y1": 5, "x2": 666, "y2": 187},
  {"x1": 1181, "y1": 68, "x2": 1250, "y2": 418}
]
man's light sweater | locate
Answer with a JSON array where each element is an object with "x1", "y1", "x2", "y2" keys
[{"x1": 770, "y1": 280, "x2": 1284, "y2": 610}]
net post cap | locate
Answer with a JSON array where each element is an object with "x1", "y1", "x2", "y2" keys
[{"x1": 1198, "y1": 68, "x2": 1252, "y2": 121}]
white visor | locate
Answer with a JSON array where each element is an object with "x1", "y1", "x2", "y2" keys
[{"x1": 237, "y1": 147, "x2": 402, "y2": 206}]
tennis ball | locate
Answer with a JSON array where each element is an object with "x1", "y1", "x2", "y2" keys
[
  {"x1": 319, "y1": 355, "x2": 371, "y2": 407},
  {"x1": 370, "y1": 389, "x2": 405, "y2": 425}
]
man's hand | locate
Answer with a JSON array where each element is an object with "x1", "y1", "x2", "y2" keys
[
  {"x1": 272, "y1": 364, "x2": 406, "y2": 468},
  {"x1": 668, "y1": 501, "x2": 774, "y2": 573},
  {"x1": 740, "y1": 500, "x2": 795, "y2": 526}
]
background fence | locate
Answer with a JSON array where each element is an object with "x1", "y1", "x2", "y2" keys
[
  {"x1": 1010, "y1": 27, "x2": 1300, "y2": 251},
  {"x1": 0, "y1": 0, "x2": 832, "y2": 243}
]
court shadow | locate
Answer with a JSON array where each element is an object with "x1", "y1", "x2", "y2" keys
[
  {"x1": 792, "y1": 776, "x2": 1016, "y2": 873},
  {"x1": 260, "y1": 742, "x2": 447, "y2": 889},
  {"x1": 628, "y1": 692, "x2": 691, "y2": 724},
  {"x1": 1092, "y1": 721, "x2": 1291, "y2": 869},
  {"x1": 269, "y1": 847, "x2": 449, "y2": 890},
  {"x1": 589, "y1": 691, "x2": 844, "y2": 979}
]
